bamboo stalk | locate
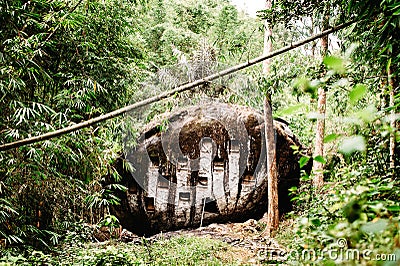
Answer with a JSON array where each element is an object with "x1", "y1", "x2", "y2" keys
[
  {"x1": 388, "y1": 65, "x2": 395, "y2": 171},
  {"x1": 0, "y1": 20, "x2": 356, "y2": 151}
]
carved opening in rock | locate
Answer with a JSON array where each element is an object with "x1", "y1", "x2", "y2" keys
[
  {"x1": 157, "y1": 175, "x2": 170, "y2": 189},
  {"x1": 179, "y1": 192, "x2": 191, "y2": 202},
  {"x1": 203, "y1": 198, "x2": 220, "y2": 214},
  {"x1": 128, "y1": 181, "x2": 138, "y2": 194},
  {"x1": 198, "y1": 175, "x2": 208, "y2": 186},
  {"x1": 144, "y1": 197, "x2": 155, "y2": 213},
  {"x1": 242, "y1": 170, "x2": 256, "y2": 185}
]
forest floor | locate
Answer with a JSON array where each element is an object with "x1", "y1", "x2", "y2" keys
[
  {"x1": 76, "y1": 218, "x2": 289, "y2": 265},
  {"x1": 139, "y1": 219, "x2": 283, "y2": 264},
  {"x1": 2, "y1": 218, "x2": 291, "y2": 265}
]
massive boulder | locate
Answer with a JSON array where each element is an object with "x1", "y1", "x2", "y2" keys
[{"x1": 110, "y1": 103, "x2": 305, "y2": 235}]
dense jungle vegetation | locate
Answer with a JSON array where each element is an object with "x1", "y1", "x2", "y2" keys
[{"x1": 0, "y1": 0, "x2": 399, "y2": 264}]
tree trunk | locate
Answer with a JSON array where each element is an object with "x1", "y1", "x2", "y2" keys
[
  {"x1": 262, "y1": 0, "x2": 279, "y2": 235},
  {"x1": 312, "y1": 6, "x2": 330, "y2": 190},
  {"x1": 320, "y1": 33, "x2": 329, "y2": 59},
  {"x1": 312, "y1": 88, "x2": 326, "y2": 189},
  {"x1": 264, "y1": 96, "x2": 279, "y2": 235},
  {"x1": 319, "y1": 4, "x2": 330, "y2": 58},
  {"x1": 262, "y1": 0, "x2": 272, "y2": 75}
]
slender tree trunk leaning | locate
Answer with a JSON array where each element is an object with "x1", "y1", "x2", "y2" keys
[
  {"x1": 264, "y1": 96, "x2": 279, "y2": 235},
  {"x1": 312, "y1": 7, "x2": 330, "y2": 190},
  {"x1": 313, "y1": 88, "x2": 326, "y2": 189},
  {"x1": 262, "y1": 0, "x2": 272, "y2": 75},
  {"x1": 388, "y1": 65, "x2": 396, "y2": 171},
  {"x1": 262, "y1": 0, "x2": 279, "y2": 235},
  {"x1": 320, "y1": 33, "x2": 329, "y2": 58}
]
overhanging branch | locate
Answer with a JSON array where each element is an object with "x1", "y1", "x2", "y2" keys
[{"x1": 0, "y1": 20, "x2": 356, "y2": 151}]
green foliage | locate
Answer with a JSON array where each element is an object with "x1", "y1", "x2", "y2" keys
[
  {"x1": 0, "y1": 0, "x2": 145, "y2": 249},
  {"x1": 98, "y1": 215, "x2": 120, "y2": 239},
  {"x1": 259, "y1": 0, "x2": 323, "y2": 25},
  {"x1": 0, "y1": 199, "x2": 22, "y2": 246},
  {"x1": 343, "y1": 0, "x2": 400, "y2": 77},
  {"x1": 323, "y1": 56, "x2": 345, "y2": 74},
  {"x1": 1, "y1": 236, "x2": 236, "y2": 265},
  {"x1": 0, "y1": 0, "x2": 266, "y2": 253},
  {"x1": 275, "y1": 40, "x2": 399, "y2": 265},
  {"x1": 142, "y1": 0, "x2": 263, "y2": 65},
  {"x1": 0, "y1": 0, "x2": 398, "y2": 264},
  {"x1": 299, "y1": 156, "x2": 310, "y2": 169},
  {"x1": 349, "y1": 84, "x2": 368, "y2": 105},
  {"x1": 86, "y1": 183, "x2": 127, "y2": 211},
  {"x1": 257, "y1": 0, "x2": 400, "y2": 257},
  {"x1": 324, "y1": 133, "x2": 340, "y2": 143},
  {"x1": 281, "y1": 171, "x2": 400, "y2": 264}
]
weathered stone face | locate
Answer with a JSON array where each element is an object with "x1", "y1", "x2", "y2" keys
[{"x1": 110, "y1": 103, "x2": 304, "y2": 235}]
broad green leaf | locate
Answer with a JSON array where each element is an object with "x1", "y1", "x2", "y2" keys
[
  {"x1": 313, "y1": 155, "x2": 326, "y2": 164},
  {"x1": 339, "y1": 135, "x2": 366, "y2": 154},
  {"x1": 324, "y1": 133, "x2": 340, "y2": 143},
  {"x1": 359, "y1": 213, "x2": 368, "y2": 222},
  {"x1": 310, "y1": 218, "x2": 321, "y2": 226},
  {"x1": 361, "y1": 219, "x2": 388, "y2": 233},
  {"x1": 323, "y1": 56, "x2": 345, "y2": 74},
  {"x1": 387, "y1": 205, "x2": 400, "y2": 212},
  {"x1": 299, "y1": 156, "x2": 310, "y2": 168},
  {"x1": 349, "y1": 84, "x2": 367, "y2": 104},
  {"x1": 290, "y1": 145, "x2": 299, "y2": 151}
]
